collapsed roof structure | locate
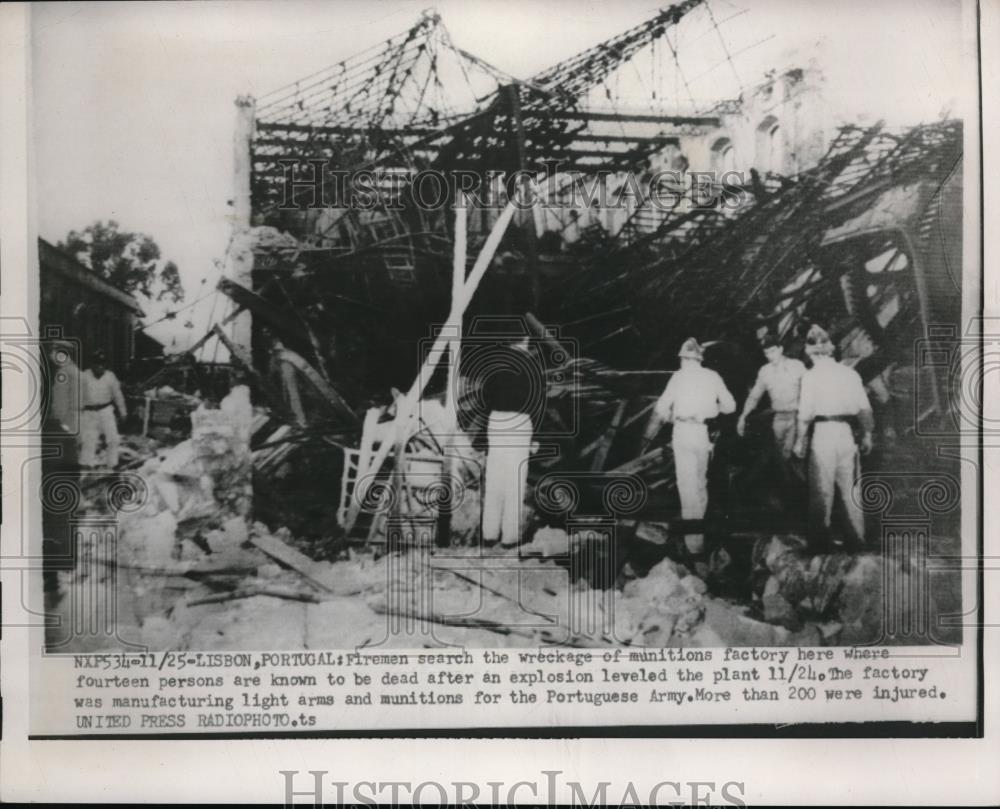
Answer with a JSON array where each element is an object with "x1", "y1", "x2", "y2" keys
[{"x1": 206, "y1": 2, "x2": 962, "y2": 543}]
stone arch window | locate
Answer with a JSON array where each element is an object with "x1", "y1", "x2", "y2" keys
[
  {"x1": 755, "y1": 115, "x2": 783, "y2": 174},
  {"x1": 711, "y1": 137, "x2": 736, "y2": 173}
]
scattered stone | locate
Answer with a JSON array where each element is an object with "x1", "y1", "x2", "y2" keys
[
  {"x1": 607, "y1": 591, "x2": 638, "y2": 643},
  {"x1": 787, "y1": 622, "x2": 822, "y2": 647},
  {"x1": 207, "y1": 516, "x2": 249, "y2": 554},
  {"x1": 837, "y1": 554, "x2": 889, "y2": 644},
  {"x1": 762, "y1": 592, "x2": 801, "y2": 630},
  {"x1": 634, "y1": 614, "x2": 678, "y2": 647},
  {"x1": 634, "y1": 521, "x2": 671, "y2": 545},
  {"x1": 694, "y1": 599, "x2": 788, "y2": 647},
  {"x1": 617, "y1": 561, "x2": 638, "y2": 584},
  {"x1": 182, "y1": 596, "x2": 307, "y2": 649},
  {"x1": 152, "y1": 475, "x2": 181, "y2": 513},
  {"x1": 800, "y1": 553, "x2": 853, "y2": 614},
  {"x1": 679, "y1": 574, "x2": 708, "y2": 596},
  {"x1": 817, "y1": 621, "x2": 843, "y2": 642},
  {"x1": 303, "y1": 597, "x2": 389, "y2": 650},
  {"x1": 524, "y1": 526, "x2": 569, "y2": 557},
  {"x1": 761, "y1": 534, "x2": 810, "y2": 567},
  {"x1": 140, "y1": 615, "x2": 183, "y2": 649},
  {"x1": 623, "y1": 556, "x2": 682, "y2": 602},
  {"x1": 621, "y1": 557, "x2": 707, "y2": 644},
  {"x1": 122, "y1": 510, "x2": 178, "y2": 567},
  {"x1": 177, "y1": 534, "x2": 207, "y2": 563},
  {"x1": 755, "y1": 536, "x2": 857, "y2": 629}
]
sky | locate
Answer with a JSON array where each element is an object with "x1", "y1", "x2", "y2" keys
[{"x1": 30, "y1": 0, "x2": 974, "y2": 355}]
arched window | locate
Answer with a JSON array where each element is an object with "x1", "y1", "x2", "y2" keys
[
  {"x1": 755, "y1": 115, "x2": 783, "y2": 174},
  {"x1": 711, "y1": 137, "x2": 736, "y2": 173}
]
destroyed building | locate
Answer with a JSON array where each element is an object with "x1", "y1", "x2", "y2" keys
[
  {"x1": 217, "y1": 4, "x2": 961, "y2": 534},
  {"x1": 49, "y1": 2, "x2": 965, "y2": 653}
]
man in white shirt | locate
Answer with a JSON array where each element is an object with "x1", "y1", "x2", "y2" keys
[
  {"x1": 737, "y1": 333, "x2": 806, "y2": 458},
  {"x1": 79, "y1": 351, "x2": 127, "y2": 469},
  {"x1": 737, "y1": 332, "x2": 806, "y2": 499},
  {"x1": 793, "y1": 324, "x2": 874, "y2": 549},
  {"x1": 643, "y1": 337, "x2": 736, "y2": 555}
]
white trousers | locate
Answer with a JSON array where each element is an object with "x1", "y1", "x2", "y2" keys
[
  {"x1": 808, "y1": 421, "x2": 864, "y2": 542},
  {"x1": 672, "y1": 422, "x2": 711, "y2": 554},
  {"x1": 482, "y1": 411, "x2": 533, "y2": 546},
  {"x1": 79, "y1": 405, "x2": 119, "y2": 468}
]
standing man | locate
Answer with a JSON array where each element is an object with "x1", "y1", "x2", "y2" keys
[
  {"x1": 737, "y1": 332, "x2": 806, "y2": 495},
  {"x1": 80, "y1": 350, "x2": 127, "y2": 469},
  {"x1": 43, "y1": 340, "x2": 81, "y2": 596},
  {"x1": 793, "y1": 324, "x2": 874, "y2": 549},
  {"x1": 480, "y1": 336, "x2": 539, "y2": 548},
  {"x1": 643, "y1": 337, "x2": 736, "y2": 555},
  {"x1": 46, "y1": 339, "x2": 81, "y2": 442}
]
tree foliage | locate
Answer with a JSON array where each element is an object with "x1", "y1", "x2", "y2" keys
[{"x1": 61, "y1": 220, "x2": 185, "y2": 303}]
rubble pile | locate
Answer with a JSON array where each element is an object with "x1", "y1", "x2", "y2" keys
[
  {"x1": 749, "y1": 534, "x2": 933, "y2": 645},
  {"x1": 139, "y1": 385, "x2": 202, "y2": 441},
  {"x1": 191, "y1": 384, "x2": 253, "y2": 518},
  {"x1": 57, "y1": 369, "x2": 952, "y2": 655},
  {"x1": 58, "y1": 442, "x2": 946, "y2": 655},
  {"x1": 621, "y1": 558, "x2": 706, "y2": 646}
]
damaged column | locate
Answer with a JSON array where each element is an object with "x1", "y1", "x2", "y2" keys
[
  {"x1": 228, "y1": 95, "x2": 256, "y2": 357},
  {"x1": 190, "y1": 382, "x2": 254, "y2": 519}
]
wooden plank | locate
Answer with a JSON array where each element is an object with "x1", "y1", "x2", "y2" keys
[
  {"x1": 591, "y1": 399, "x2": 628, "y2": 472},
  {"x1": 623, "y1": 401, "x2": 655, "y2": 428},
  {"x1": 186, "y1": 587, "x2": 319, "y2": 607},
  {"x1": 578, "y1": 432, "x2": 605, "y2": 459},
  {"x1": 525, "y1": 311, "x2": 571, "y2": 356},
  {"x1": 186, "y1": 302, "x2": 247, "y2": 356},
  {"x1": 606, "y1": 446, "x2": 664, "y2": 476},
  {"x1": 93, "y1": 558, "x2": 259, "y2": 577},
  {"x1": 250, "y1": 532, "x2": 340, "y2": 593},
  {"x1": 278, "y1": 348, "x2": 358, "y2": 425},
  {"x1": 216, "y1": 276, "x2": 311, "y2": 342},
  {"x1": 211, "y1": 325, "x2": 256, "y2": 376},
  {"x1": 439, "y1": 200, "x2": 467, "y2": 547}
]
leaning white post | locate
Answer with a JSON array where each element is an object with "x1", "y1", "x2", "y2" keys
[{"x1": 344, "y1": 199, "x2": 517, "y2": 531}]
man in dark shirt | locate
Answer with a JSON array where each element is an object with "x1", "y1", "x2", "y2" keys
[{"x1": 479, "y1": 337, "x2": 539, "y2": 547}]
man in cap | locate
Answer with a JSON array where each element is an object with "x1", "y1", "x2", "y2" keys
[
  {"x1": 737, "y1": 332, "x2": 806, "y2": 496},
  {"x1": 643, "y1": 337, "x2": 736, "y2": 555},
  {"x1": 79, "y1": 350, "x2": 127, "y2": 469},
  {"x1": 793, "y1": 324, "x2": 874, "y2": 549}
]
